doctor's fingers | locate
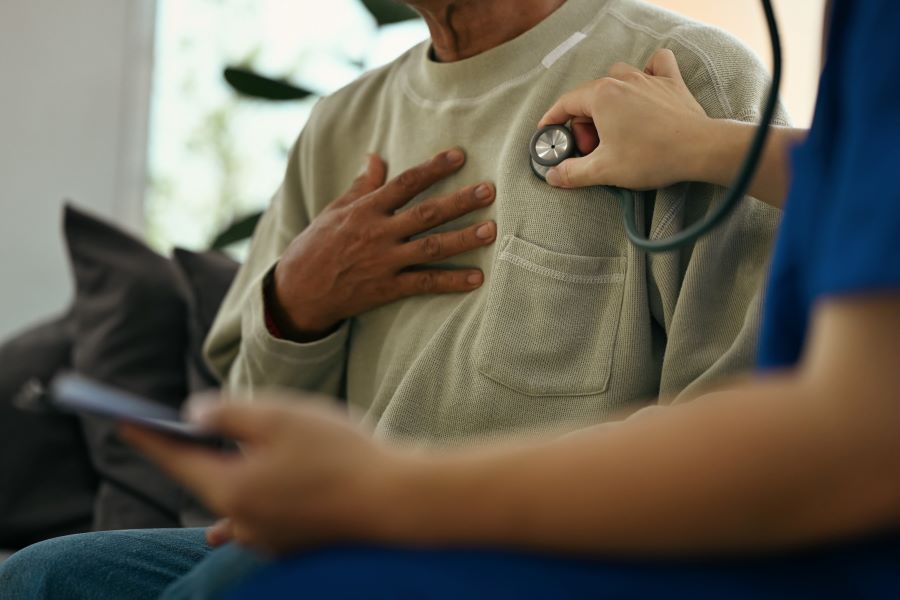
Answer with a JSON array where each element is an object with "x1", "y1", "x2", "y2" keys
[
  {"x1": 120, "y1": 424, "x2": 238, "y2": 514},
  {"x1": 643, "y1": 48, "x2": 685, "y2": 81},
  {"x1": 607, "y1": 61, "x2": 646, "y2": 82},
  {"x1": 539, "y1": 79, "x2": 603, "y2": 127},
  {"x1": 538, "y1": 78, "x2": 625, "y2": 128}
]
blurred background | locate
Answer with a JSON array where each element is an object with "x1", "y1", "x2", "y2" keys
[{"x1": 0, "y1": 0, "x2": 826, "y2": 341}]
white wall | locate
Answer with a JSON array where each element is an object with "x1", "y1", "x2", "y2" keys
[{"x1": 0, "y1": 0, "x2": 156, "y2": 340}]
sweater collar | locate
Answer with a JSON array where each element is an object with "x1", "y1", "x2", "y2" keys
[{"x1": 402, "y1": 0, "x2": 612, "y2": 103}]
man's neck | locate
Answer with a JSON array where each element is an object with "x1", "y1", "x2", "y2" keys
[{"x1": 406, "y1": 0, "x2": 567, "y2": 62}]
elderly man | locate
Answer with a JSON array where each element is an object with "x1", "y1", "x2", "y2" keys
[
  {"x1": 205, "y1": 0, "x2": 782, "y2": 441},
  {"x1": 0, "y1": 0, "x2": 782, "y2": 598}
]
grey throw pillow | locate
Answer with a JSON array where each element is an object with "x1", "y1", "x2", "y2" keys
[
  {"x1": 171, "y1": 248, "x2": 240, "y2": 393},
  {"x1": 64, "y1": 204, "x2": 189, "y2": 530},
  {"x1": 170, "y1": 248, "x2": 239, "y2": 527}
]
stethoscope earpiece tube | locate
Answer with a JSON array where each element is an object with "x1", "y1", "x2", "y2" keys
[{"x1": 529, "y1": 0, "x2": 782, "y2": 253}]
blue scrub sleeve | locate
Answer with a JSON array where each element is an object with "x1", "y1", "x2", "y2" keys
[{"x1": 810, "y1": 1, "x2": 900, "y2": 298}]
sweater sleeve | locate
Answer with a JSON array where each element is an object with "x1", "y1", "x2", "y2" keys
[
  {"x1": 648, "y1": 25, "x2": 787, "y2": 401},
  {"x1": 202, "y1": 124, "x2": 351, "y2": 400}
]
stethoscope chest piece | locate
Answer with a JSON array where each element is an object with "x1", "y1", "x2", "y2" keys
[{"x1": 529, "y1": 124, "x2": 577, "y2": 181}]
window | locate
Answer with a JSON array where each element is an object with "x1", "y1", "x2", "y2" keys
[{"x1": 145, "y1": 0, "x2": 427, "y2": 252}]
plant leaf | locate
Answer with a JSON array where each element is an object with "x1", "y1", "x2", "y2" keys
[
  {"x1": 210, "y1": 211, "x2": 263, "y2": 249},
  {"x1": 223, "y1": 67, "x2": 314, "y2": 101},
  {"x1": 360, "y1": 0, "x2": 419, "y2": 25}
]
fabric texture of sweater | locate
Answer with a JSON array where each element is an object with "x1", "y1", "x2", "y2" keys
[{"x1": 205, "y1": 0, "x2": 786, "y2": 445}]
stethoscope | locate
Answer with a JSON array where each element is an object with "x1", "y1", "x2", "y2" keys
[{"x1": 529, "y1": 0, "x2": 782, "y2": 253}]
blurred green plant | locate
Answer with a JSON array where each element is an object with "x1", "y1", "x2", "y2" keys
[{"x1": 210, "y1": 0, "x2": 420, "y2": 250}]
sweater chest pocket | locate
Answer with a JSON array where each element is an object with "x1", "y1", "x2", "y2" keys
[{"x1": 475, "y1": 235, "x2": 627, "y2": 397}]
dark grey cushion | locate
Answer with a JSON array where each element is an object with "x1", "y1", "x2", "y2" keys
[
  {"x1": 170, "y1": 248, "x2": 239, "y2": 527},
  {"x1": 0, "y1": 314, "x2": 97, "y2": 548},
  {"x1": 171, "y1": 248, "x2": 240, "y2": 393},
  {"x1": 64, "y1": 205, "x2": 189, "y2": 530}
]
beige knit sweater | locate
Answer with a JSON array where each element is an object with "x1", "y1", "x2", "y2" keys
[{"x1": 205, "y1": 0, "x2": 785, "y2": 445}]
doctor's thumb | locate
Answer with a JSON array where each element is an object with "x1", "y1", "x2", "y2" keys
[{"x1": 546, "y1": 156, "x2": 604, "y2": 189}]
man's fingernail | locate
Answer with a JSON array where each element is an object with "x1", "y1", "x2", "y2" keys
[
  {"x1": 467, "y1": 272, "x2": 483, "y2": 285},
  {"x1": 446, "y1": 149, "x2": 465, "y2": 165},
  {"x1": 475, "y1": 184, "x2": 493, "y2": 200},
  {"x1": 476, "y1": 223, "x2": 494, "y2": 240},
  {"x1": 545, "y1": 168, "x2": 561, "y2": 187}
]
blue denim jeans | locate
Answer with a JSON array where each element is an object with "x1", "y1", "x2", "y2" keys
[{"x1": 0, "y1": 528, "x2": 266, "y2": 600}]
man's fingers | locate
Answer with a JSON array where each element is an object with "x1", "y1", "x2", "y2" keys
[
  {"x1": 392, "y1": 268, "x2": 485, "y2": 299},
  {"x1": 395, "y1": 221, "x2": 496, "y2": 266},
  {"x1": 644, "y1": 48, "x2": 684, "y2": 82},
  {"x1": 391, "y1": 182, "x2": 495, "y2": 238},
  {"x1": 545, "y1": 154, "x2": 608, "y2": 189},
  {"x1": 334, "y1": 154, "x2": 387, "y2": 208},
  {"x1": 371, "y1": 148, "x2": 466, "y2": 212},
  {"x1": 120, "y1": 424, "x2": 236, "y2": 510},
  {"x1": 538, "y1": 80, "x2": 597, "y2": 127}
]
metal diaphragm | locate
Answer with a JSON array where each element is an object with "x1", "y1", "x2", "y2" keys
[{"x1": 529, "y1": 124, "x2": 577, "y2": 181}]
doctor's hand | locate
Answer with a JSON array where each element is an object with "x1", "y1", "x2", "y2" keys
[
  {"x1": 272, "y1": 148, "x2": 497, "y2": 341},
  {"x1": 538, "y1": 48, "x2": 712, "y2": 190},
  {"x1": 121, "y1": 396, "x2": 407, "y2": 554}
]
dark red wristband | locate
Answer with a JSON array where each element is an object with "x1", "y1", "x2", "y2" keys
[{"x1": 262, "y1": 271, "x2": 285, "y2": 340}]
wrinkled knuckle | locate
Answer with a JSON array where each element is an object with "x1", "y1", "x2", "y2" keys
[
  {"x1": 413, "y1": 201, "x2": 437, "y2": 226},
  {"x1": 418, "y1": 271, "x2": 436, "y2": 293},
  {"x1": 398, "y1": 169, "x2": 419, "y2": 193},
  {"x1": 422, "y1": 235, "x2": 442, "y2": 259},
  {"x1": 623, "y1": 71, "x2": 643, "y2": 83}
]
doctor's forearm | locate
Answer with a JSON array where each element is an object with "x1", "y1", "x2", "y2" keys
[
  {"x1": 389, "y1": 377, "x2": 900, "y2": 555},
  {"x1": 697, "y1": 120, "x2": 806, "y2": 209},
  {"x1": 382, "y1": 298, "x2": 900, "y2": 554}
]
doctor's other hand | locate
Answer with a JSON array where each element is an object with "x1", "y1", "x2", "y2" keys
[
  {"x1": 121, "y1": 396, "x2": 407, "y2": 554},
  {"x1": 271, "y1": 148, "x2": 497, "y2": 341},
  {"x1": 538, "y1": 48, "x2": 712, "y2": 190}
]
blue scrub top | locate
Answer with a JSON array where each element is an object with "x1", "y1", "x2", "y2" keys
[{"x1": 758, "y1": 0, "x2": 900, "y2": 369}]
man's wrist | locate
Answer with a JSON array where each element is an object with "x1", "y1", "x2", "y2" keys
[{"x1": 264, "y1": 267, "x2": 339, "y2": 343}]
